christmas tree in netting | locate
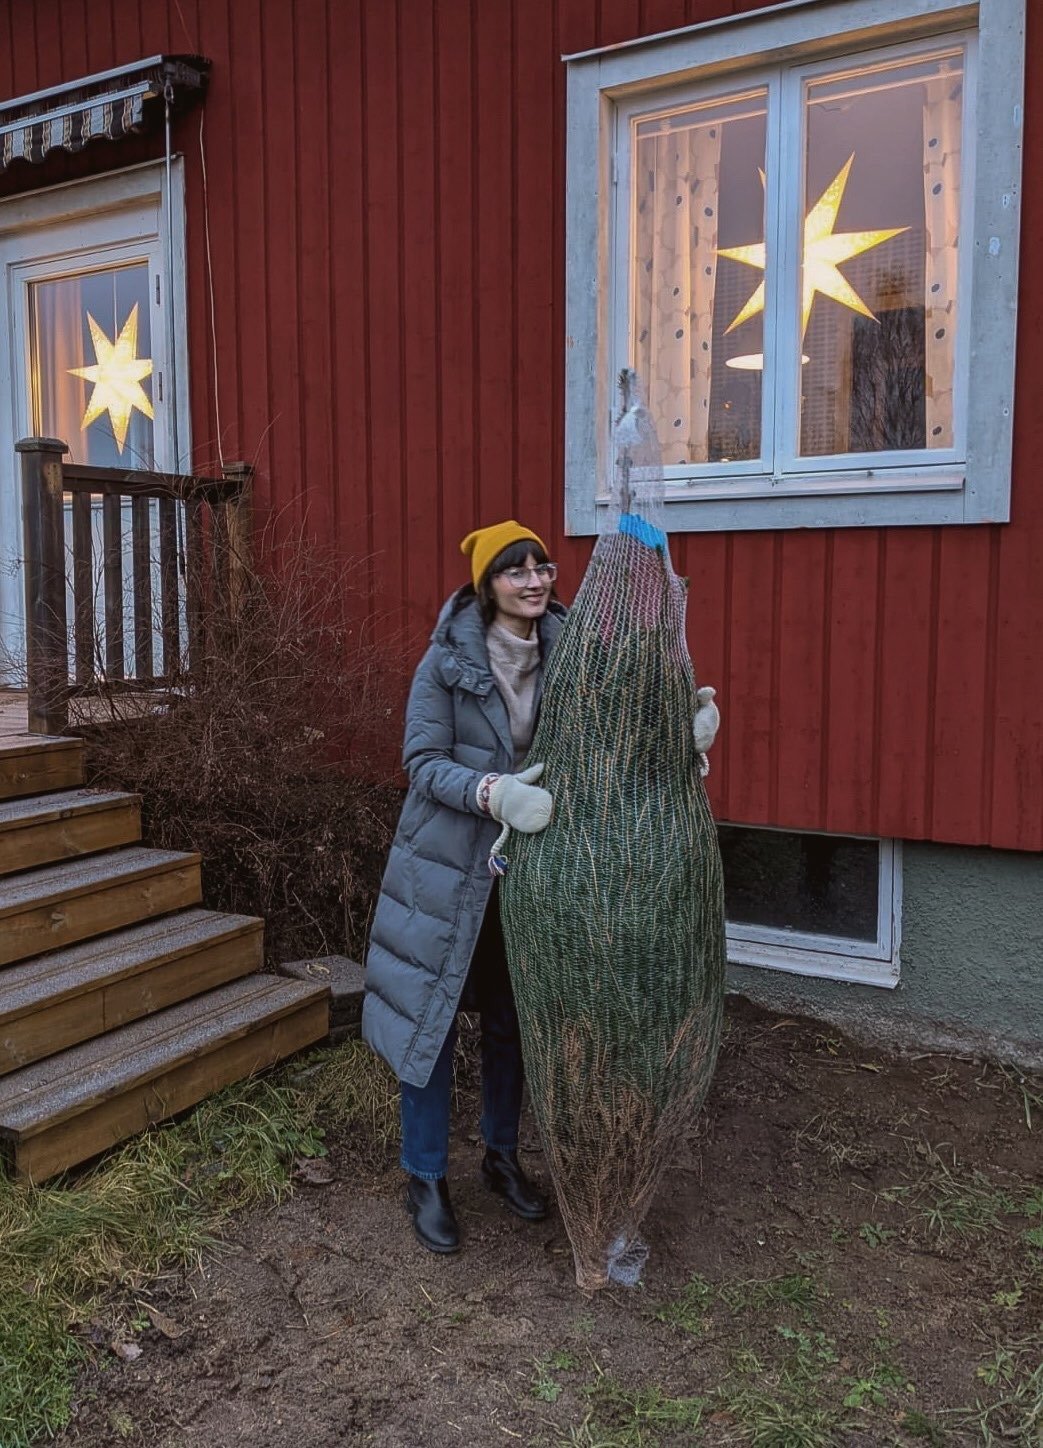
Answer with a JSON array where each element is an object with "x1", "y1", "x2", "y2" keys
[{"x1": 499, "y1": 370, "x2": 725, "y2": 1291}]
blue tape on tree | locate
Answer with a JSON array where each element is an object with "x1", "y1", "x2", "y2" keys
[{"x1": 619, "y1": 512, "x2": 667, "y2": 551}]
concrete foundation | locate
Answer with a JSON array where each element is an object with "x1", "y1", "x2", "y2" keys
[{"x1": 727, "y1": 840, "x2": 1043, "y2": 1068}]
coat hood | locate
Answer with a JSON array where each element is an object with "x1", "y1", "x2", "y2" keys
[{"x1": 431, "y1": 586, "x2": 567, "y2": 680}]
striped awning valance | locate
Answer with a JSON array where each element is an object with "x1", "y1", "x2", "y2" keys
[{"x1": 0, "y1": 55, "x2": 209, "y2": 172}]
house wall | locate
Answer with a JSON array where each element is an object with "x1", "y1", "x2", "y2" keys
[
  {"x1": 1, "y1": 0, "x2": 1042, "y2": 853},
  {"x1": 728, "y1": 841, "x2": 1043, "y2": 1068}
]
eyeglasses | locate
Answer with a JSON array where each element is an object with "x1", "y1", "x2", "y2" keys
[{"x1": 495, "y1": 563, "x2": 558, "y2": 590}]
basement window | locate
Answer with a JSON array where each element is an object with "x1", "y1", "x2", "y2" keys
[{"x1": 719, "y1": 826, "x2": 901, "y2": 988}]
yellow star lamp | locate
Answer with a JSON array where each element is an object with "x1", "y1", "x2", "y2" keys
[
  {"x1": 718, "y1": 154, "x2": 907, "y2": 346},
  {"x1": 69, "y1": 302, "x2": 154, "y2": 454}
]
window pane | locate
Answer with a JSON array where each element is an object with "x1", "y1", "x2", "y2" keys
[
  {"x1": 719, "y1": 825, "x2": 880, "y2": 942},
  {"x1": 31, "y1": 262, "x2": 156, "y2": 468},
  {"x1": 632, "y1": 88, "x2": 767, "y2": 467},
  {"x1": 799, "y1": 48, "x2": 964, "y2": 457}
]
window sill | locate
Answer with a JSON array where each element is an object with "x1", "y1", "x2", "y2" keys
[
  {"x1": 573, "y1": 468, "x2": 1000, "y2": 534},
  {"x1": 727, "y1": 932, "x2": 900, "y2": 989},
  {"x1": 598, "y1": 468, "x2": 964, "y2": 505}
]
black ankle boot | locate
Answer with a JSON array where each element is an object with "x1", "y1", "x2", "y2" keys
[
  {"x1": 481, "y1": 1148, "x2": 548, "y2": 1221},
  {"x1": 405, "y1": 1176, "x2": 460, "y2": 1254}
]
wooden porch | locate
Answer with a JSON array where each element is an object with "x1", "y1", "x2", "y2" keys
[
  {"x1": 0, "y1": 448, "x2": 331, "y2": 1183},
  {"x1": 0, "y1": 690, "x2": 29, "y2": 737}
]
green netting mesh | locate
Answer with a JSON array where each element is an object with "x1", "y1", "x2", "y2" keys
[{"x1": 499, "y1": 374, "x2": 725, "y2": 1292}]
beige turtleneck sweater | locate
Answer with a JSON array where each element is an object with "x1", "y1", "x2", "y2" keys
[{"x1": 486, "y1": 621, "x2": 541, "y2": 766}]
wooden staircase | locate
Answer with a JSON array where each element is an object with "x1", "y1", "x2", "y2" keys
[{"x1": 0, "y1": 731, "x2": 330, "y2": 1181}]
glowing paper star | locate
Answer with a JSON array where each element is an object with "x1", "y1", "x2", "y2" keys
[
  {"x1": 718, "y1": 155, "x2": 908, "y2": 338},
  {"x1": 69, "y1": 303, "x2": 154, "y2": 453}
]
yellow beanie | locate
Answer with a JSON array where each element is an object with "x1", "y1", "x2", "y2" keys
[{"x1": 459, "y1": 520, "x2": 547, "y2": 591}]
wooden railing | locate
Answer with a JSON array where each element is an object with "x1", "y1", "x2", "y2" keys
[{"x1": 17, "y1": 437, "x2": 253, "y2": 735}]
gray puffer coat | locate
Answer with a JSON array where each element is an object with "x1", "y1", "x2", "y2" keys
[{"x1": 362, "y1": 587, "x2": 567, "y2": 1088}]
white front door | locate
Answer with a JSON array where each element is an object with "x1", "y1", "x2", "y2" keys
[{"x1": 0, "y1": 162, "x2": 189, "y2": 678}]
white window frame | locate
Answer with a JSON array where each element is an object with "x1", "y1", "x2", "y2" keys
[
  {"x1": 0, "y1": 161, "x2": 190, "y2": 675},
  {"x1": 724, "y1": 831, "x2": 902, "y2": 989},
  {"x1": 564, "y1": 0, "x2": 1025, "y2": 535},
  {"x1": 0, "y1": 160, "x2": 189, "y2": 469}
]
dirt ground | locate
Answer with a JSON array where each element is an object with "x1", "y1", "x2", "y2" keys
[{"x1": 59, "y1": 999, "x2": 1043, "y2": 1447}]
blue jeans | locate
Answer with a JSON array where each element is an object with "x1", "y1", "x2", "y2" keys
[{"x1": 400, "y1": 897, "x2": 524, "y2": 1181}]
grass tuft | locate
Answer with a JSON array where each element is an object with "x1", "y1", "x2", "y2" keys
[
  {"x1": 575, "y1": 1371, "x2": 706, "y2": 1446},
  {"x1": 712, "y1": 1376, "x2": 842, "y2": 1448},
  {"x1": 652, "y1": 1272, "x2": 714, "y2": 1334},
  {"x1": 643, "y1": 1270, "x2": 928, "y2": 1447},
  {"x1": 0, "y1": 1290, "x2": 84, "y2": 1447},
  {"x1": 884, "y1": 1146, "x2": 1040, "y2": 1240},
  {"x1": 719, "y1": 1273, "x2": 819, "y2": 1317},
  {"x1": 897, "y1": 1407, "x2": 949, "y2": 1444},
  {"x1": 970, "y1": 1335, "x2": 1043, "y2": 1446},
  {"x1": 995, "y1": 1066, "x2": 1043, "y2": 1133}
]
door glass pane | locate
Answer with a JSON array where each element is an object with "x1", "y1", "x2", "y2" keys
[
  {"x1": 799, "y1": 47, "x2": 964, "y2": 458},
  {"x1": 30, "y1": 262, "x2": 156, "y2": 467},
  {"x1": 631, "y1": 87, "x2": 767, "y2": 467}
]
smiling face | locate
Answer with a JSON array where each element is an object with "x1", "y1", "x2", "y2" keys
[
  {"x1": 483, "y1": 544, "x2": 559, "y2": 634},
  {"x1": 490, "y1": 551, "x2": 554, "y2": 634}
]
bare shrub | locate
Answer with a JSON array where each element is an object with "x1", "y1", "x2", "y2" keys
[{"x1": 82, "y1": 530, "x2": 407, "y2": 963}]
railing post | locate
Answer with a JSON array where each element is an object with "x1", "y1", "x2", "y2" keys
[
  {"x1": 17, "y1": 437, "x2": 70, "y2": 735},
  {"x1": 184, "y1": 496, "x2": 207, "y2": 677},
  {"x1": 222, "y1": 461, "x2": 254, "y2": 622}
]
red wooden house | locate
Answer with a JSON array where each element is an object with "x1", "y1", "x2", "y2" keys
[{"x1": 0, "y1": 0, "x2": 1038, "y2": 1080}]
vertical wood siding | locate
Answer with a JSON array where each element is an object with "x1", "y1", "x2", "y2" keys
[{"x1": 3, "y1": 0, "x2": 1041, "y2": 850}]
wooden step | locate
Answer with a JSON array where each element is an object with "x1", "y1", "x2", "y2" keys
[
  {"x1": 0, "y1": 908, "x2": 264, "y2": 1075},
  {"x1": 0, "y1": 735, "x2": 83, "y2": 801},
  {"x1": 0, "y1": 975, "x2": 331, "y2": 1180},
  {"x1": 0, "y1": 788, "x2": 141, "y2": 876},
  {"x1": 0, "y1": 847, "x2": 202, "y2": 967}
]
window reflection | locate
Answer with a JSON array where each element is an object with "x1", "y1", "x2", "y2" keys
[
  {"x1": 718, "y1": 825, "x2": 880, "y2": 942},
  {"x1": 629, "y1": 45, "x2": 965, "y2": 469},
  {"x1": 30, "y1": 262, "x2": 155, "y2": 468},
  {"x1": 632, "y1": 89, "x2": 768, "y2": 466},
  {"x1": 800, "y1": 48, "x2": 963, "y2": 456}
]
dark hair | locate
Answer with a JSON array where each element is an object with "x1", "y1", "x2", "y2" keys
[{"x1": 477, "y1": 538, "x2": 552, "y2": 625}]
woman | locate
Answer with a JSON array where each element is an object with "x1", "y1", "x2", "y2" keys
[{"x1": 363, "y1": 520, "x2": 719, "y2": 1254}]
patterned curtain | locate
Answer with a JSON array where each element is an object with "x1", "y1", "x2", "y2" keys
[
  {"x1": 634, "y1": 122, "x2": 723, "y2": 464},
  {"x1": 922, "y1": 68, "x2": 962, "y2": 449},
  {"x1": 33, "y1": 277, "x2": 87, "y2": 460}
]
